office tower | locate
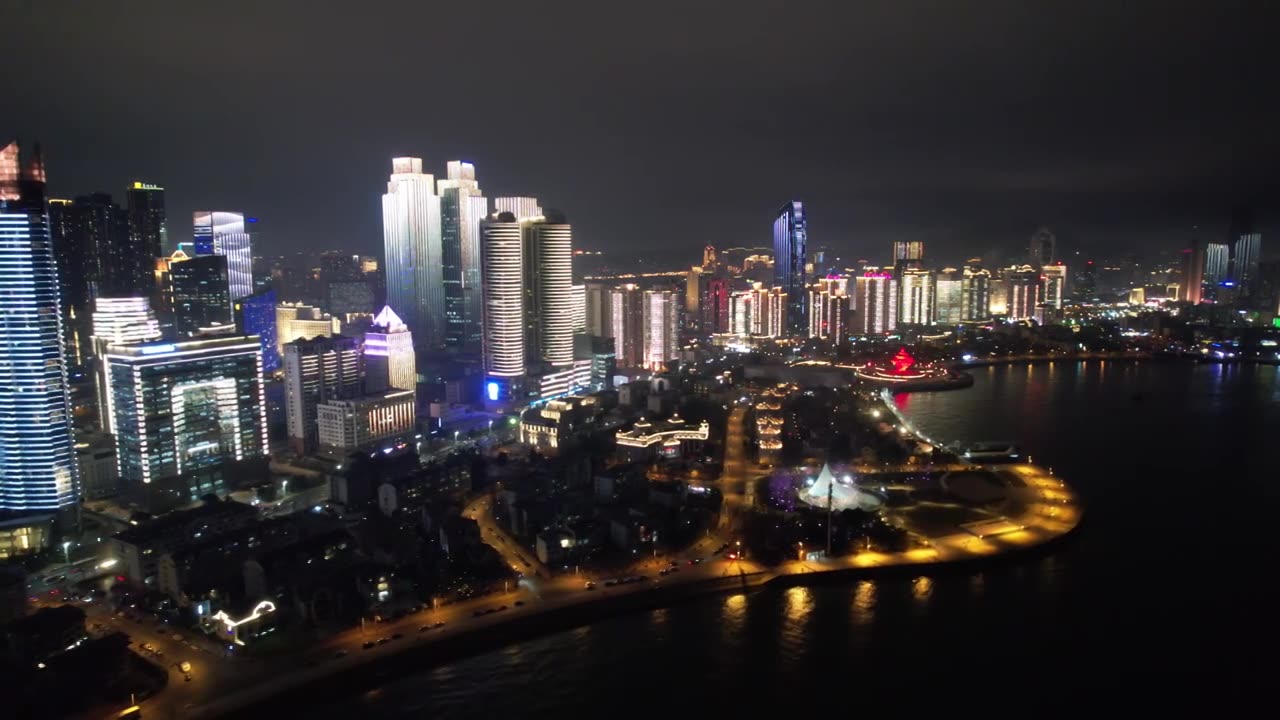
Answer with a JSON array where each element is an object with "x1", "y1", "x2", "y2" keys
[
  {"x1": 382, "y1": 157, "x2": 443, "y2": 347},
  {"x1": 523, "y1": 215, "x2": 574, "y2": 367},
  {"x1": 729, "y1": 290, "x2": 752, "y2": 336},
  {"x1": 1007, "y1": 266, "x2": 1043, "y2": 321},
  {"x1": 772, "y1": 201, "x2": 808, "y2": 335},
  {"x1": 808, "y1": 277, "x2": 851, "y2": 342},
  {"x1": 51, "y1": 193, "x2": 130, "y2": 364},
  {"x1": 274, "y1": 302, "x2": 341, "y2": 355},
  {"x1": 934, "y1": 270, "x2": 964, "y2": 325},
  {"x1": 584, "y1": 282, "x2": 611, "y2": 337},
  {"x1": 642, "y1": 289, "x2": 678, "y2": 371},
  {"x1": 319, "y1": 251, "x2": 361, "y2": 281},
  {"x1": 701, "y1": 276, "x2": 730, "y2": 334},
  {"x1": 127, "y1": 182, "x2": 166, "y2": 286},
  {"x1": 170, "y1": 254, "x2": 233, "y2": 336},
  {"x1": 0, "y1": 141, "x2": 80, "y2": 512},
  {"x1": 284, "y1": 335, "x2": 363, "y2": 453},
  {"x1": 1229, "y1": 209, "x2": 1261, "y2": 296},
  {"x1": 1027, "y1": 226, "x2": 1055, "y2": 267},
  {"x1": 1204, "y1": 243, "x2": 1230, "y2": 285},
  {"x1": 480, "y1": 214, "x2": 525, "y2": 402},
  {"x1": 1180, "y1": 240, "x2": 1205, "y2": 304},
  {"x1": 702, "y1": 244, "x2": 717, "y2": 270},
  {"x1": 364, "y1": 305, "x2": 416, "y2": 393},
  {"x1": 91, "y1": 296, "x2": 163, "y2": 435},
  {"x1": 235, "y1": 288, "x2": 279, "y2": 374},
  {"x1": 1042, "y1": 264, "x2": 1068, "y2": 309},
  {"x1": 105, "y1": 336, "x2": 267, "y2": 507},
  {"x1": 761, "y1": 286, "x2": 786, "y2": 337},
  {"x1": 897, "y1": 269, "x2": 935, "y2": 325},
  {"x1": 494, "y1": 196, "x2": 541, "y2": 220},
  {"x1": 576, "y1": 335, "x2": 616, "y2": 391},
  {"x1": 572, "y1": 284, "x2": 587, "y2": 332},
  {"x1": 438, "y1": 161, "x2": 488, "y2": 351},
  {"x1": 610, "y1": 284, "x2": 645, "y2": 368},
  {"x1": 685, "y1": 267, "x2": 703, "y2": 330},
  {"x1": 961, "y1": 265, "x2": 992, "y2": 321},
  {"x1": 316, "y1": 389, "x2": 416, "y2": 454},
  {"x1": 892, "y1": 241, "x2": 925, "y2": 273},
  {"x1": 193, "y1": 211, "x2": 253, "y2": 301},
  {"x1": 854, "y1": 271, "x2": 897, "y2": 335}
]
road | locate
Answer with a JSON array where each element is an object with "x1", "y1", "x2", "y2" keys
[{"x1": 463, "y1": 494, "x2": 552, "y2": 580}]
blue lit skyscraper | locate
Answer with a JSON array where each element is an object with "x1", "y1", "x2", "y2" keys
[
  {"x1": 193, "y1": 211, "x2": 254, "y2": 301},
  {"x1": 236, "y1": 288, "x2": 279, "y2": 373},
  {"x1": 772, "y1": 201, "x2": 808, "y2": 336},
  {"x1": 0, "y1": 141, "x2": 80, "y2": 512}
]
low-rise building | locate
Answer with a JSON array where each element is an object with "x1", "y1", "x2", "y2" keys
[
  {"x1": 316, "y1": 389, "x2": 417, "y2": 455},
  {"x1": 111, "y1": 499, "x2": 258, "y2": 587},
  {"x1": 518, "y1": 396, "x2": 600, "y2": 453},
  {"x1": 614, "y1": 414, "x2": 710, "y2": 462}
]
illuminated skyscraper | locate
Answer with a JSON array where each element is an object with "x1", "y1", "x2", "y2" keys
[
  {"x1": 729, "y1": 290, "x2": 752, "y2": 336},
  {"x1": 702, "y1": 244, "x2": 717, "y2": 270},
  {"x1": 1007, "y1": 266, "x2": 1043, "y2": 321},
  {"x1": 610, "y1": 284, "x2": 645, "y2": 368},
  {"x1": 1042, "y1": 264, "x2": 1068, "y2": 309},
  {"x1": 523, "y1": 215, "x2": 574, "y2": 368},
  {"x1": 1229, "y1": 209, "x2": 1261, "y2": 296},
  {"x1": 234, "y1": 288, "x2": 279, "y2": 374},
  {"x1": 584, "y1": 282, "x2": 611, "y2": 337},
  {"x1": 50, "y1": 193, "x2": 128, "y2": 364},
  {"x1": 897, "y1": 269, "x2": 935, "y2": 325},
  {"x1": 934, "y1": 270, "x2": 964, "y2": 325},
  {"x1": 92, "y1": 296, "x2": 162, "y2": 435},
  {"x1": 854, "y1": 271, "x2": 897, "y2": 335},
  {"x1": 193, "y1": 211, "x2": 253, "y2": 301},
  {"x1": 106, "y1": 336, "x2": 267, "y2": 508},
  {"x1": 480, "y1": 213, "x2": 525, "y2": 402},
  {"x1": 572, "y1": 284, "x2": 586, "y2": 332},
  {"x1": 382, "y1": 158, "x2": 443, "y2": 347},
  {"x1": 961, "y1": 265, "x2": 992, "y2": 321},
  {"x1": 0, "y1": 141, "x2": 79, "y2": 512},
  {"x1": 1204, "y1": 242, "x2": 1230, "y2": 285},
  {"x1": 808, "y1": 277, "x2": 850, "y2": 342},
  {"x1": 892, "y1": 241, "x2": 925, "y2": 273},
  {"x1": 772, "y1": 201, "x2": 808, "y2": 335},
  {"x1": 284, "y1": 335, "x2": 363, "y2": 454},
  {"x1": 127, "y1": 182, "x2": 166, "y2": 285},
  {"x1": 701, "y1": 276, "x2": 730, "y2": 334},
  {"x1": 274, "y1": 302, "x2": 340, "y2": 356},
  {"x1": 170, "y1": 254, "x2": 233, "y2": 336},
  {"x1": 642, "y1": 289, "x2": 678, "y2": 371},
  {"x1": 494, "y1": 197, "x2": 541, "y2": 220},
  {"x1": 364, "y1": 305, "x2": 416, "y2": 393},
  {"x1": 438, "y1": 161, "x2": 488, "y2": 351},
  {"x1": 1180, "y1": 240, "x2": 1205, "y2": 304}
]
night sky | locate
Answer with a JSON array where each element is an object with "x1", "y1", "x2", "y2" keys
[{"x1": 3, "y1": 0, "x2": 1277, "y2": 267}]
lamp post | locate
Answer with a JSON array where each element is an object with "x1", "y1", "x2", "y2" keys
[{"x1": 61, "y1": 541, "x2": 71, "y2": 566}]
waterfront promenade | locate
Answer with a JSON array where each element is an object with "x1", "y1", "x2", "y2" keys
[{"x1": 105, "y1": 410, "x2": 1083, "y2": 719}]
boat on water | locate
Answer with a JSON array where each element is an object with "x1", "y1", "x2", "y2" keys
[{"x1": 961, "y1": 441, "x2": 1021, "y2": 463}]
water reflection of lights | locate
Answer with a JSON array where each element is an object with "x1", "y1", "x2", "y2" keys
[
  {"x1": 852, "y1": 580, "x2": 877, "y2": 625},
  {"x1": 912, "y1": 576, "x2": 933, "y2": 603},
  {"x1": 784, "y1": 586, "x2": 813, "y2": 624},
  {"x1": 721, "y1": 594, "x2": 747, "y2": 640}
]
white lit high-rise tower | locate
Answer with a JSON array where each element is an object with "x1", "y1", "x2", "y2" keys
[{"x1": 382, "y1": 157, "x2": 443, "y2": 348}]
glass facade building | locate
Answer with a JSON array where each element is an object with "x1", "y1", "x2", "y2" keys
[
  {"x1": 438, "y1": 161, "x2": 488, "y2": 352},
  {"x1": 105, "y1": 336, "x2": 268, "y2": 505},
  {"x1": 170, "y1": 254, "x2": 233, "y2": 336},
  {"x1": 382, "y1": 158, "x2": 443, "y2": 348},
  {"x1": 0, "y1": 141, "x2": 80, "y2": 512},
  {"x1": 772, "y1": 201, "x2": 807, "y2": 336},
  {"x1": 193, "y1": 211, "x2": 253, "y2": 301}
]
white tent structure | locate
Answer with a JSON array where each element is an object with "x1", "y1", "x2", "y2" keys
[{"x1": 801, "y1": 463, "x2": 882, "y2": 511}]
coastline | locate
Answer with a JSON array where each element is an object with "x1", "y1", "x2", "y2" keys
[{"x1": 207, "y1": 458, "x2": 1084, "y2": 718}]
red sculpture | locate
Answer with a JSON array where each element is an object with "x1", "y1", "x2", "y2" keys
[{"x1": 889, "y1": 347, "x2": 915, "y2": 375}]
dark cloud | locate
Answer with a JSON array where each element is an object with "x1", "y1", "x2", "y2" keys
[{"x1": 3, "y1": 0, "x2": 1277, "y2": 267}]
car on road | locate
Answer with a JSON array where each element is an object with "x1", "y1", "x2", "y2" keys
[
  {"x1": 362, "y1": 641, "x2": 376, "y2": 650},
  {"x1": 432, "y1": 622, "x2": 445, "y2": 629},
  {"x1": 473, "y1": 609, "x2": 485, "y2": 617},
  {"x1": 659, "y1": 569, "x2": 669, "y2": 576},
  {"x1": 514, "y1": 600, "x2": 525, "y2": 607},
  {"x1": 419, "y1": 624, "x2": 433, "y2": 633},
  {"x1": 584, "y1": 581, "x2": 597, "y2": 590},
  {"x1": 391, "y1": 632, "x2": 404, "y2": 640},
  {"x1": 334, "y1": 650, "x2": 348, "y2": 658},
  {"x1": 179, "y1": 661, "x2": 192, "y2": 673},
  {"x1": 376, "y1": 637, "x2": 390, "y2": 645}
]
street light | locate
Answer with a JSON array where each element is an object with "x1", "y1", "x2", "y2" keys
[{"x1": 61, "y1": 541, "x2": 71, "y2": 566}]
